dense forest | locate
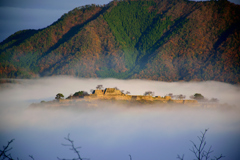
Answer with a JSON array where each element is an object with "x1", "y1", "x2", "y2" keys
[{"x1": 0, "y1": 0, "x2": 239, "y2": 83}]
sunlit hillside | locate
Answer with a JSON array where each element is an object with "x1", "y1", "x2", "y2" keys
[{"x1": 0, "y1": 0, "x2": 240, "y2": 83}]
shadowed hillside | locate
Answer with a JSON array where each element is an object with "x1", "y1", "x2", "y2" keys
[{"x1": 0, "y1": 0, "x2": 240, "y2": 83}]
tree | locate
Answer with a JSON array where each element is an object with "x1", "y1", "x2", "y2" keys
[
  {"x1": 177, "y1": 129, "x2": 224, "y2": 160},
  {"x1": 144, "y1": 91, "x2": 154, "y2": 96},
  {"x1": 177, "y1": 94, "x2": 186, "y2": 100},
  {"x1": 209, "y1": 98, "x2": 219, "y2": 103},
  {"x1": 126, "y1": 91, "x2": 130, "y2": 95},
  {"x1": 96, "y1": 85, "x2": 103, "y2": 90},
  {"x1": 55, "y1": 93, "x2": 64, "y2": 100},
  {"x1": 190, "y1": 93, "x2": 205, "y2": 101},
  {"x1": 66, "y1": 94, "x2": 73, "y2": 99},
  {"x1": 73, "y1": 91, "x2": 89, "y2": 98},
  {"x1": 167, "y1": 93, "x2": 174, "y2": 98}
]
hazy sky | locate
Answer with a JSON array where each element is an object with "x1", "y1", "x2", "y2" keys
[
  {"x1": 0, "y1": 77, "x2": 240, "y2": 160},
  {"x1": 0, "y1": 0, "x2": 240, "y2": 42},
  {"x1": 0, "y1": 0, "x2": 112, "y2": 42}
]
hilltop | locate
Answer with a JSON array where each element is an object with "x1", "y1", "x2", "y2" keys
[
  {"x1": 1, "y1": 0, "x2": 240, "y2": 83},
  {"x1": 30, "y1": 85, "x2": 226, "y2": 108}
]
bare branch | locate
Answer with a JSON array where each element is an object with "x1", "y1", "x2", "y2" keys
[
  {"x1": 58, "y1": 134, "x2": 89, "y2": 160},
  {"x1": 129, "y1": 154, "x2": 132, "y2": 160},
  {"x1": 177, "y1": 154, "x2": 184, "y2": 160},
  {"x1": 0, "y1": 139, "x2": 15, "y2": 160},
  {"x1": 29, "y1": 155, "x2": 35, "y2": 160},
  {"x1": 214, "y1": 154, "x2": 225, "y2": 160},
  {"x1": 189, "y1": 129, "x2": 224, "y2": 160}
]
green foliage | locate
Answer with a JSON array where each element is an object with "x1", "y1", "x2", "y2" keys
[
  {"x1": 191, "y1": 93, "x2": 205, "y2": 101},
  {"x1": 137, "y1": 15, "x2": 174, "y2": 53},
  {"x1": 104, "y1": 1, "x2": 156, "y2": 47},
  {"x1": 96, "y1": 65, "x2": 140, "y2": 79},
  {"x1": 73, "y1": 91, "x2": 89, "y2": 97},
  {"x1": 55, "y1": 93, "x2": 64, "y2": 100},
  {"x1": 103, "y1": 0, "x2": 157, "y2": 68}
]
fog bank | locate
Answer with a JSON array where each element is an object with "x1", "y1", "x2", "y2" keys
[{"x1": 0, "y1": 76, "x2": 239, "y2": 160}]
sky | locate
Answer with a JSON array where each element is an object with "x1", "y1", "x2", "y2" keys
[
  {"x1": 0, "y1": 76, "x2": 240, "y2": 160},
  {"x1": 0, "y1": 0, "x2": 240, "y2": 42},
  {"x1": 0, "y1": 0, "x2": 112, "y2": 42}
]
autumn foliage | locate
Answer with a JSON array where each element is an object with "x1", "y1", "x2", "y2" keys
[{"x1": 0, "y1": 0, "x2": 239, "y2": 83}]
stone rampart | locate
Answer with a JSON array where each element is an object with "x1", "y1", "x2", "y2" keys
[
  {"x1": 172, "y1": 100, "x2": 184, "y2": 103},
  {"x1": 104, "y1": 88, "x2": 123, "y2": 96},
  {"x1": 71, "y1": 88, "x2": 199, "y2": 105},
  {"x1": 136, "y1": 96, "x2": 153, "y2": 101},
  {"x1": 92, "y1": 90, "x2": 104, "y2": 96}
]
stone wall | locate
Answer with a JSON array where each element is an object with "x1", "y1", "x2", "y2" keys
[
  {"x1": 92, "y1": 90, "x2": 104, "y2": 96},
  {"x1": 183, "y1": 100, "x2": 198, "y2": 104},
  {"x1": 104, "y1": 88, "x2": 123, "y2": 96},
  {"x1": 173, "y1": 100, "x2": 184, "y2": 104},
  {"x1": 83, "y1": 88, "x2": 199, "y2": 105},
  {"x1": 136, "y1": 96, "x2": 153, "y2": 101}
]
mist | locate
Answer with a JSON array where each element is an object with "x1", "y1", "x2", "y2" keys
[{"x1": 0, "y1": 76, "x2": 240, "y2": 160}]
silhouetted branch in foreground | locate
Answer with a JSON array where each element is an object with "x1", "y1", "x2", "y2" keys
[
  {"x1": 57, "y1": 134, "x2": 89, "y2": 160},
  {"x1": 0, "y1": 130, "x2": 224, "y2": 160},
  {"x1": 29, "y1": 155, "x2": 35, "y2": 160},
  {"x1": 129, "y1": 154, "x2": 132, "y2": 160},
  {"x1": 177, "y1": 129, "x2": 224, "y2": 160},
  {"x1": 177, "y1": 154, "x2": 184, "y2": 160},
  {"x1": 0, "y1": 139, "x2": 14, "y2": 160}
]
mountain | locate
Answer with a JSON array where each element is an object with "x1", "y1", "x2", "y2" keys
[{"x1": 0, "y1": 0, "x2": 240, "y2": 83}]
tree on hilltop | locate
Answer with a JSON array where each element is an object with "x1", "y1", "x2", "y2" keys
[
  {"x1": 190, "y1": 93, "x2": 205, "y2": 101},
  {"x1": 55, "y1": 93, "x2": 64, "y2": 100},
  {"x1": 144, "y1": 91, "x2": 154, "y2": 96},
  {"x1": 209, "y1": 98, "x2": 219, "y2": 103},
  {"x1": 96, "y1": 85, "x2": 103, "y2": 90},
  {"x1": 176, "y1": 94, "x2": 186, "y2": 100},
  {"x1": 166, "y1": 93, "x2": 186, "y2": 99},
  {"x1": 73, "y1": 91, "x2": 89, "y2": 98},
  {"x1": 167, "y1": 93, "x2": 174, "y2": 98}
]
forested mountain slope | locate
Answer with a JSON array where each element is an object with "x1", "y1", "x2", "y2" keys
[{"x1": 0, "y1": 0, "x2": 240, "y2": 83}]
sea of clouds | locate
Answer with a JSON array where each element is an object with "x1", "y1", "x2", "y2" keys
[{"x1": 0, "y1": 76, "x2": 239, "y2": 160}]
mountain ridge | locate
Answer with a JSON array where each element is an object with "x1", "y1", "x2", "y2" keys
[{"x1": 0, "y1": 0, "x2": 240, "y2": 83}]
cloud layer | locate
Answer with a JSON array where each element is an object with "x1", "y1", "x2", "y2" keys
[{"x1": 0, "y1": 76, "x2": 240, "y2": 160}]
